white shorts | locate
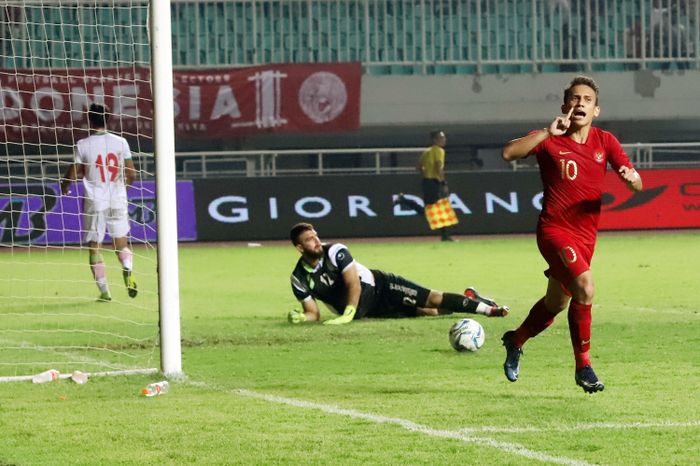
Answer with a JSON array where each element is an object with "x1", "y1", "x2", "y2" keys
[{"x1": 83, "y1": 208, "x2": 130, "y2": 243}]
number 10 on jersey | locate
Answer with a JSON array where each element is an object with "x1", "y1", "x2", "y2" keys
[{"x1": 559, "y1": 158, "x2": 578, "y2": 181}]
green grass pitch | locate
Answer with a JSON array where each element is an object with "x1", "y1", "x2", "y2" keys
[{"x1": 1, "y1": 231, "x2": 699, "y2": 465}]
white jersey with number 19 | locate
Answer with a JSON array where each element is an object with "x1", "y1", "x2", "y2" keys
[{"x1": 75, "y1": 131, "x2": 132, "y2": 212}]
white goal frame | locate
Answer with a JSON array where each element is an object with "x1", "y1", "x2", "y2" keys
[
  {"x1": 0, "y1": 0, "x2": 182, "y2": 382},
  {"x1": 151, "y1": 0, "x2": 182, "y2": 378}
]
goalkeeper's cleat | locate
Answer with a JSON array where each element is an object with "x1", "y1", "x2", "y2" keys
[
  {"x1": 287, "y1": 308, "x2": 307, "y2": 324},
  {"x1": 464, "y1": 287, "x2": 498, "y2": 307},
  {"x1": 123, "y1": 270, "x2": 137, "y2": 298},
  {"x1": 575, "y1": 365, "x2": 605, "y2": 394},
  {"x1": 98, "y1": 291, "x2": 112, "y2": 302},
  {"x1": 502, "y1": 330, "x2": 522, "y2": 382},
  {"x1": 466, "y1": 288, "x2": 509, "y2": 317}
]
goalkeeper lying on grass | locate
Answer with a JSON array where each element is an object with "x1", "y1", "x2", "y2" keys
[{"x1": 288, "y1": 222, "x2": 509, "y2": 325}]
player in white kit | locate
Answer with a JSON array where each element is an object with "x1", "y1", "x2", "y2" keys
[{"x1": 61, "y1": 103, "x2": 138, "y2": 301}]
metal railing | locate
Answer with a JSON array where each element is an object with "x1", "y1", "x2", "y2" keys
[
  {"x1": 175, "y1": 147, "x2": 425, "y2": 177},
  {"x1": 623, "y1": 141, "x2": 700, "y2": 168},
  {"x1": 141, "y1": 141, "x2": 700, "y2": 176},
  {"x1": 3, "y1": 142, "x2": 700, "y2": 180}
]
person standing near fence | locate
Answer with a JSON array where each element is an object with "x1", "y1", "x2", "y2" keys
[{"x1": 395, "y1": 130, "x2": 457, "y2": 241}]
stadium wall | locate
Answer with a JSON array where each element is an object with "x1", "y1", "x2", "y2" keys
[
  {"x1": 362, "y1": 71, "x2": 700, "y2": 127},
  {"x1": 2, "y1": 170, "x2": 698, "y2": 245},
  {"x1": 235, "y1": 69, "x2": 700, "y2": 151},
  {"x1": 193, "y1": 169, "x2": 700, "y2": 240}
]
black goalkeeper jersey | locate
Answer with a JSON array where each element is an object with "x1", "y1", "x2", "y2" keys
[{"x1": 290, "y1": 243, "x2": 376, "y2": 316}]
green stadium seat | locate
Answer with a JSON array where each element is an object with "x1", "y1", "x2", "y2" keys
[
  {"x1": 434, "y1": 64, "x2": 456, "y2": 74},
  {"x1": 13, "y1": 0, "x2": 694, "y2": 75},
  {"x1": 367, "y1": 65, "x2": 390, "y2": 75},
  {"x1": 540, "y1": 63, "x2": 561, "y2": 73},
  {"x1": 455, "y1": 64, "x2": 477, "y2": 75}
]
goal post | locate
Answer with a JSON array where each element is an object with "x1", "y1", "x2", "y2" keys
[
  {"x1": 0, "y1": 0, "x2": 182, "y2": 381},
  {"x1": 151, "y1": 0, "x2": 182, "y2": 378}
]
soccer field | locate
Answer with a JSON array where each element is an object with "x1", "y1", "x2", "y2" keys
[{"x1": 1, "y1": 231, "x2": 699, "y2": 465}]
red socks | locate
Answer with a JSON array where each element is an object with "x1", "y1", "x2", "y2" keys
[
  {"x1": 568, "y1": 301, "x2": 592, "y2": 370},
  {"x1": 513, "y1": 297, "x2": 594, "y2": 370},
  {"x1": 512, "y1": 298, "x2": 556, "y2": 348}
]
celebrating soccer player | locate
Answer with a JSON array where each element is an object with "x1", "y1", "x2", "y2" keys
[
  {"x1": 500, "y1": 76, "x2": 643, "y2": 393},
  {"x1": 60, "y1": 103, "x2": 138, "y2": 301},
  {"x1": 287, "y1": 222, "x2": 509, "y2": 325}
]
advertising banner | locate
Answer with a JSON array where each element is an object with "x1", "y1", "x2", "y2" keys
[
  {"x1": 193, "y1": 169, "x2": 700, "y2": 241},
  {"x1": 4, "y1": 169, "x2": 696, "y2": 245},
  {"x1": 193, "y1": 172, "x2": 545, "y2": 241},
  {"x1": 599, "y1": 169, "x2": 700, "y2": 230},
  {"x1": 0, "y1": 181, "x2": 197, "y2": 245},
  {"x1": 0, "y1": 63, "x2": 361, "y2": 144}
]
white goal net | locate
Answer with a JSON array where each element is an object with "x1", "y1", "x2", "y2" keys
[{"x1": 0, "y1": 0, "x2": 180, "y2": 382}]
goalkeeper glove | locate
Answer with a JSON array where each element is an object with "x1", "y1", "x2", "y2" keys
[
  {"x1": 287, "y1": 308, "x2": 307, "y2": 324},
  {"x1": 323, "y1": 305, "x2": 356, "y2": 325}
]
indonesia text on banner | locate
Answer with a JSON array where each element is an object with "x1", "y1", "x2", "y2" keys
[{"x1": 0, "y1": 63, "x2": 361, "y2": 144}]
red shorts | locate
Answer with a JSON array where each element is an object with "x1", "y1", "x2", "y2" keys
[{"x1": 537, "y1": 227, "x2": 595, "y2": 289}]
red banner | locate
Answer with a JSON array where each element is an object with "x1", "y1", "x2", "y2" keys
[
  {"x1": 600, "y1": 169, "x2": 700, "y2": 230},
  {"x1": 0, "y1": 63, "x2": 361, "y2": 144}
]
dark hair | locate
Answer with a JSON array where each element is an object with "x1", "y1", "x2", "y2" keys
[
  {"x1": 290, "y1": 222, "x2": 315, "y2": 245},
  {"x1": 430, "y1": 130, "x2": 445, "y2": 141},
  {"x1": 564, "y1": 75, "x2": 599, "y2": 105},
  {"x1": 88, "y1": 103, "x2": 110, "y2": 129}
]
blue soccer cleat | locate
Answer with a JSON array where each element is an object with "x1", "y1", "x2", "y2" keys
[
  {"x1": 575, "y1": 365, "x2": 605, "y2": 394},
  {"x1": 501, "y1": 330, "x2": 522, "y2": 382}
]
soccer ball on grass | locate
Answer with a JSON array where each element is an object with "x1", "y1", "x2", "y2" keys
[{"x1": 448, "y1": 318, "x2": 485, "y2": 352}]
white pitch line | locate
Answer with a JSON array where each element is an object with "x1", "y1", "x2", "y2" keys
[
  {"x1": 459, "y1": 420, "x2": 700, "y2": 434},
  {"x1": 594, "y1": 303, "x2": 700, "y2": 318},
  {"x1": 187, "y1": 381, "x2": 594, "y2": 466}
]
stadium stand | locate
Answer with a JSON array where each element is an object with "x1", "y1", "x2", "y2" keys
[
  {"x1": 3, "y1": 0, "x2": 697, "y2": 74},
  {"x1": 2, "y1": 1, "x2": 699, "y2": 174}
]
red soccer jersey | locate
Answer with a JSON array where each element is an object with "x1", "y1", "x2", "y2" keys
[{"x1": 530, "y1": 127, "x2": 633, "y2": 243}]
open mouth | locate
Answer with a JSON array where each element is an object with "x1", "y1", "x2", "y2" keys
[{"x1": 572, "y1": 109, "x2": 586, "y2": 118}]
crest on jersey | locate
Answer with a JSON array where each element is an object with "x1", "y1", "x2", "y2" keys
[
  {"x1": 559, "y1": 246, "x2": 578, "y2": 266},
  {"x1": 594, "y1": 152, "x2": 605, "y2": 163},
  {"x1": 319, "y1": 273, "x2": 335, "y2": 287}
]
